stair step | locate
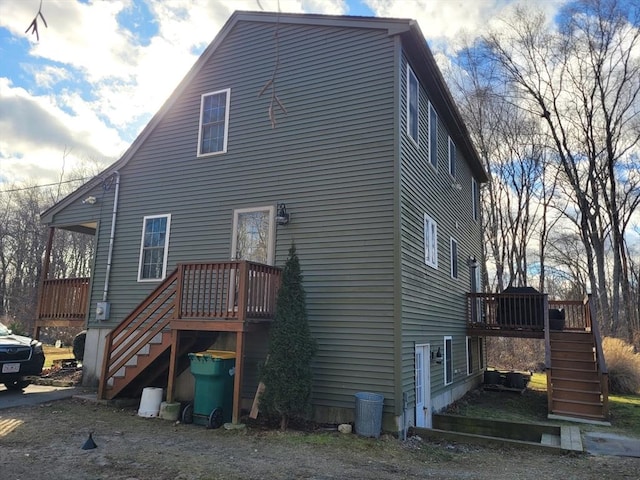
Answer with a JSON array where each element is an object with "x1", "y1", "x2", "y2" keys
[
  {"x1": 551, "y1": 358, "x2": 597, "y2": 370},
  {"x1": 551, "y1": 350, "x2": 595, "y2": 361},
  {"x1": 552, "y1": 398, "x2": 604, "y2": 417},
  {"x1": 551, "y1": 377, "x2": 601, "y2": 391},
  {"x1": 553, "y1": 387, "x2": 602, "y2": 403},
  {"x1": 551, "y1": 367, "x2": 600, "y2": 380},
  {"x1": 550, "y1": 331, "x2": 592, "y2": 341},
  {"x1": 551, "y1": 408, "x2": 606, "y2": 421},
  {"x1": 550, "y1": 340, "x2": 594, "y2": 353}
]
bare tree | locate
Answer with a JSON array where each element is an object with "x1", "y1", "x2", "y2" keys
[{"x1": 482, "y1": 0, "x2": 640, "y2": 339}]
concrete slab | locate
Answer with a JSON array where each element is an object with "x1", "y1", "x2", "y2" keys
[
  {"x1": 0, "y1": 384, "x2": 80, "y2": 409},
  {"x1": 583, "y1": 432, "x2": 640, "y2": 458}
]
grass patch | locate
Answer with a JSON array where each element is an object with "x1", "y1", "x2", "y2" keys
[
  {"x1": 43, "y1": 345, "x2": 74, "y2": 368},
  {"x1": 446, "y1": 373, "x2": 640, "y2": 438}
]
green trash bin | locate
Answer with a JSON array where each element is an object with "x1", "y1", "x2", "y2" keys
[{"x1": 182, "y1": 350, "x2": 235, "y2": 429}]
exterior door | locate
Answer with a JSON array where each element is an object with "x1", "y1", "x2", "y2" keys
[
  {"x1": 415, "y1": 344, "x2": 431, "y2": 428},
  {"x1": 231, "y1": 206, "x2": 275, "y2": 264}
]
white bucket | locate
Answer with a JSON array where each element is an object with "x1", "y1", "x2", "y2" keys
[{"x1": 138, "y1": 387, "x2": 163, "y2": 417}]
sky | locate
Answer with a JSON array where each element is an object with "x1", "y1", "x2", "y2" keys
[{"x1": 0, "y1": 0, "x2": 570, "y2": 188}]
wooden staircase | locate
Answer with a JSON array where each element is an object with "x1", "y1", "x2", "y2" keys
[
  {"x1": 97, "y1": 261, "x2": 281, "y2": 402},
  {"x1": 548, "y1": 330, "x2": 608, "y2": 421}
]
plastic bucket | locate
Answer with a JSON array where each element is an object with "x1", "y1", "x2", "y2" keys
[
  {"x1": 159, "y1": 401, "x2": 181, "y2": 421},
  {"x1": 354, "y1": 392, "x2": 384, "y2": 438},
  {"x1": 138, "y1": 387, "x2": 163, "y2": 417}
]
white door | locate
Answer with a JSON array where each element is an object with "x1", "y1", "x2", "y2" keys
[
  {"x1": 229, "y1": 206, "x2": 276, "y2": 312},
  {"x1": 231, "y1": 206, "x2": 275, "y2": 264},
  {"x1": 415, "y1": 344, "x2": 431, "y2": 428}
]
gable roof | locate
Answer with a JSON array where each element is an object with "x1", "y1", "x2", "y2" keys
[{"x1": 41, "y1": 10, "x2": 487, "y2": 223}]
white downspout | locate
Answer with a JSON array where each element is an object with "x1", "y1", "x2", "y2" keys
[{"x1": 102, "y1": 171, "x2": 120, "y2": 302}]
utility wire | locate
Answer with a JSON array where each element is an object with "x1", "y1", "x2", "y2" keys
[{"x1": 0, "y1": 177, "x2": 91, "y2": 193}]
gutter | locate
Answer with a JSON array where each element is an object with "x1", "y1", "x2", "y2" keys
[{"x1": 102, "y1": 171, "x2": 120, "y2": 302}]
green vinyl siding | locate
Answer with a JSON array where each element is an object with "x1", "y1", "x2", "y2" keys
[
  {"x1": 56, "y1": 21, "x2": 398, "y2": 413},
  {"x1": 398, "y1": 52, "x2": 484, "y2": 407}
]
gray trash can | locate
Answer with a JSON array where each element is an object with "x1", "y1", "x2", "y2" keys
[{"x1": 354, "y1": 392, "x2": 384, "y2": 438}]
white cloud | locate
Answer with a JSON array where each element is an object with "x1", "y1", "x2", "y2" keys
[{"x1": 0, "y1": 78, "x2": 123, "y2": 184}]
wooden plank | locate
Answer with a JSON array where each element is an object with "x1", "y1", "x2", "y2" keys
[
  {"x1": 541, "y1": 433, "x2": 560, "y2": 447},
  {"x1": 560, "y1": 425, "x2": 583, "y2": 451},
  {"x1": 249, "y1": 382, "x2": 265, "y2": 419}
]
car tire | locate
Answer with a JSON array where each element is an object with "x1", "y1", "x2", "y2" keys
[
  {"x1": 73, "y1": 330, "x2": 87, "y2": 362},
  {"x1": 5, "y1": 378, "x2": 31, "y2": 390}
]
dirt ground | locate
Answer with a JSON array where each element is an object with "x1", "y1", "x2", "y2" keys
[{"x1": 1, "y1": 393, "x2": 639, "y2": 480}]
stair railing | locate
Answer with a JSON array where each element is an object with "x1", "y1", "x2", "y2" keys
[
  {"x1": 98, "y1": 269, "x2": 179, "y2": 399},
  {"x1": 586, "y1": 294, "x2": 609, "y2": 417}
]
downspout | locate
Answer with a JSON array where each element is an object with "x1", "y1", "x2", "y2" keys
[{"x1": 102, "y1": 171, "x2": 120, "y2": 302}]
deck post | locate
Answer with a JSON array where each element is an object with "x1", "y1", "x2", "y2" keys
[
  {"x1": 34, "y1": 227, "x2": 55, "y2": 339},
  {"x1": 166, "y1": 329, "x2": 180, "y2": 403},
  {"x1": 232, "y1": 330, "x2": 245, "y2": 424}
]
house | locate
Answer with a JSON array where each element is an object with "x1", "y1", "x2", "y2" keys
[{"x1": 35, "y1": 11, "x2": 607, "y2": 432}]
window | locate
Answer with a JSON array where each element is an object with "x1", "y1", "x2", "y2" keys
[
  {"x1": 466, "y1": 336, "x2": 473, "y2": 375},
  {"x1": 450, "y1": 237, "x2": 458, "y2": 279},
  {"x1": 444, "y1": 336, "x2": 453, "y2": 385},
  {"x1": 197, "y1": 89, "x2": 230, "y2": 156},
  {"x1": 138, "y1": 214, "x2": 171, "y2": 281},
  {"x1": 231, "y1": 206, "x2": 276, "y2": 265},
  {"x1": 448, "y1": 136, "x2": 456, "y2": 178},
  {"x1": 472, "y1": 178, "x2": 479, "y2": 221},
  {"x1": 424, "y1": 213, "x2": 438, "y2": 268},
  {"x1": 429, "y1": 103, "x2": 438, "y2": 167},
  {"x1": 478, "y1": 337, "x2": 485, "y2": 369},
  {"x1": 407, "y1": 65, "x2": 419, "y2": 144}
]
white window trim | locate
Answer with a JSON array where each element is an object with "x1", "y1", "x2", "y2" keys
[
  {"x1": 472, "y1": 178, "x2": 479, "y2": 222},
  {"x1": 137, "y1": 214, "x2": 171, "y2": 282},
  {"x1": 424, "y1": 213, "x2": 438, "y2": 269},
  {"x1": 429, "y1": 102, "x2": 438, "y2": 168},
  {"x1": 466, "y1": 336, "x2": 473, "y2": 376},
  {"x1": 444, "y1": 335, "x2": 453, "y2": 386},
  {"x1": 450, "y1": 237, "x2": 458, "y2": 279},
  {"x1": 406, "y1": 65, "x2": 419, "y2": 146},
  {"x1": 197, "y1": 88, "x2": 231, "y2": 157},
  {"x1": 231, "y1": 205, "x2": 276, "y2": 266},
  {"x1": 448, "y1": 136, "x2": 456, "y2": 179}
]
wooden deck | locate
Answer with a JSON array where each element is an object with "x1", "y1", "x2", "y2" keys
[
  {"x1": 34, "y1": 277, "x2": 90, "y2": 336},
  {"x1": 467, "y1": 292, "x2": 609, "y2": 421},
  {"x1": 97, "y1": 260, "x2": 281, "y2": 425}
]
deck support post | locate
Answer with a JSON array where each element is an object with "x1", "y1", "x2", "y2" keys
[
  {"x1": 34, "y1": 227, "x2": 55, "y2": 339},
  {"x1": 166, "y1": 329, "x2": 180, "y2": 403},
  {"x1": 232, "y1": 330, "x2": 245, "y2": 424}
]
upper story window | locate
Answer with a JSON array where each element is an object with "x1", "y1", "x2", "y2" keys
[
  {"x1": 138, "y1": 214, "x2": 171, "y2": 282},
  {"x1": 450, "y1": 237, "x2": 458, "y2": 279},
  {"x1": 448, "y1": 136, "x2": 456, "y2": 178},
  {"x1": 407, "y1": 65, "x2": 419, "y2": 144},
  {"x1": 472, "y1": 178, "x2": 479, "y2": 222},
  {"x1": 197, "y1": 89, "x2": 230, "y2": 156},
  {"x1": 424, "y1": 213, "x2": 438, "y2": 269},
  {"x1": 429, "y1": 103, "x2": 438, "y2": 168}
]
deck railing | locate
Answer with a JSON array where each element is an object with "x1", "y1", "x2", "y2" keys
[
  {"x1": 98, "y1": 261, "x2": 280, "y2": 399},
  {"x1": 467, "y1": 293, "x2": 592, "y2": 333},
  {"x1": 37, "y1": 277, "x2": 90, "y2": 321}
]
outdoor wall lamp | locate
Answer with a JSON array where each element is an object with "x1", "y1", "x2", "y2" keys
[
  {"x1": 275, "y1": 203, "x2": 290, "y2": 225},
  {"x1": 82, "y1": 196, "x2": 97, "y2": 205},
  {"x1": 431, "y1": 347, "x2": 443, "y2": 364}
]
